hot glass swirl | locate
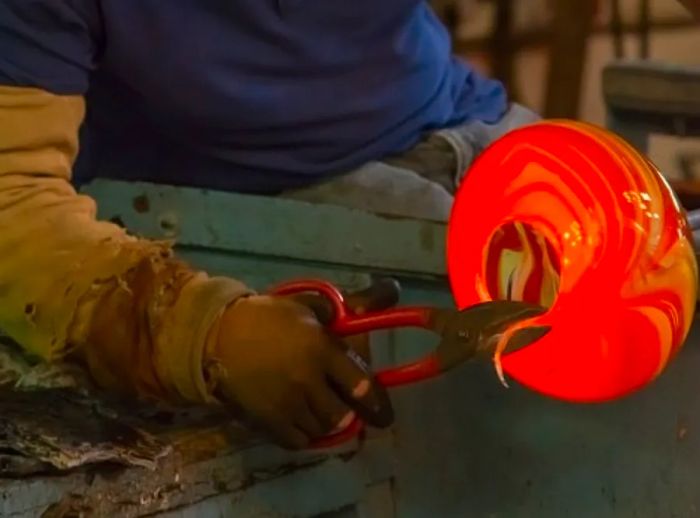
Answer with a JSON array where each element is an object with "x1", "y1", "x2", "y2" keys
[{"x1": 447, "y1": 120, "x2": 698, "y2": 402}]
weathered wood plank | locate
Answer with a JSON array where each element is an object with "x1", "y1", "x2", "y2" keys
[
  {"x1": 0, "y1": 340, "x2": 394, "y2": 517},
  {"x1": 1, "y1": 428, "x2": 393, "y2": 517}
]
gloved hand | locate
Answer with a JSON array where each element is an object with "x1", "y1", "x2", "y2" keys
[{"x1": 207, "y1": 284, "x2": 396, "y2": 449}]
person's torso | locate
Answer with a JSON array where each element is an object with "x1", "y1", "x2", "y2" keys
[{"x1": 77, "y1": 0, "x2": 507, "y2": 193}]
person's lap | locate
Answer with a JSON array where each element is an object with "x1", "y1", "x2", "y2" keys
[{"x1": 280, "y1": 104, "x2": 541, "y2": 221}]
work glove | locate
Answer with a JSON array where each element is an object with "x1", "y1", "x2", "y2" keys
[{"x1": 207, "y1": 281, "x2": 397, "y2": 449}]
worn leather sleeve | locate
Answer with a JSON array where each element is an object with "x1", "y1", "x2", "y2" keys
[{"x1": 0, "y1": 85, "x2": 252, "y2": 404}]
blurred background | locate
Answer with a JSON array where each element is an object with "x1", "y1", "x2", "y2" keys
[{"x1": 432, "y1": 0, "x2": 698, "y2": 180}]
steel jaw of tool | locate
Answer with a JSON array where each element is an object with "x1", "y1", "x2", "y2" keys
[{"x1": 428, "y1": 301, "x2": 551, "y2": 375}]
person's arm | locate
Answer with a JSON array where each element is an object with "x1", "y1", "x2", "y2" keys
[
  {"x1": 0, "y1": 1, "x2": 244, "y2": 402},
  {"x1": 0, "y1": 1, "x2": 392, "y2": 448},
  {"x1": 0, "y1": 86, "x2": 252, "y2": 402}
]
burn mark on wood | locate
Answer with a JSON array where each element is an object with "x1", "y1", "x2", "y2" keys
[
  {"x1": 24, "y1": 303, "x2": 35, "y2": 317},
  {"x1": 132, "y1": 195, "x2": 150, "y2": 214}
]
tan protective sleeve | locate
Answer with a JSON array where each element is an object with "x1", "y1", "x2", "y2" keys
[{"x1": 0, "y1": 85, "x2": 252, "y2": 403}]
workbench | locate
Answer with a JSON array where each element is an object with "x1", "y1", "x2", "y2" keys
[
  {"x1": 2, "y1": 61, "x2": 700, "y2": 515},
  {"x1": 0, "y1": 183, "x2": 447, "y2": 518},
  {"x1": 0, "y1": 172, "x2": 699, "y2": 517}
]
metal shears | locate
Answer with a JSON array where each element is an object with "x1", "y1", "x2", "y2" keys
[{"x1": 271, "y1": 278, "x2": 549, "y2": 449}]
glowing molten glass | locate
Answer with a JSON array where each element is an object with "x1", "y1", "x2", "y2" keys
[{"x1": 447, "y1": 120, "x2": 698, "y2": 402}]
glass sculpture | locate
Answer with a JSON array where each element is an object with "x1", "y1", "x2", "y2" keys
[{"x1": 448, "y1": 120, "x2": 698, "y2": 402}]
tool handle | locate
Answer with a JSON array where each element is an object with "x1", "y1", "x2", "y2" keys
[
  {"x1": 307, "y1": 354, "x2": 441, "y2": 450},
  {"x1": 270, "y1": 279, "x2": 433, "y2": 334},
  {"x1": 308, "y1": 415, "x2": 365, "y2": 450},
  {"x1": 271, "y1": 280, "x2": 440, "y2": 382},
  {"x1": 270, "y1": 279, "x2": 441, "y2": 449},
  {"x1": 376, "y1": 354, "x2": 441, "y2": 387}
]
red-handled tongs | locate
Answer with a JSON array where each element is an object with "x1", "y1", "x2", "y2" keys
[{"x1": 271, "y1": 279, "x2": 549, "y2": 449}]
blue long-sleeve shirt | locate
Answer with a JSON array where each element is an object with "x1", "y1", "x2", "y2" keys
[{"x1": 0, "y1": 0, "x2": 507, "y2": 193}]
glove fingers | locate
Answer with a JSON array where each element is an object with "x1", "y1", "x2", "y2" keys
[
  {"x1": 324, "y1": 341, "x2": 394, "y2": 429},
  {"x1": 253, "y1": 406, "x2": 311, "y2": 450},
  {"x1": 306, "y1": 381, "x2": 355, "y2": 432},
  {"x1": 292, "y1": 395, "x2": 327, "y2": 439}
]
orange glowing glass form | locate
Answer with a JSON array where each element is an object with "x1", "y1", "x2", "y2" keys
[{"x1": 447, "y1": 120, "x2": 698, "y2": 402}]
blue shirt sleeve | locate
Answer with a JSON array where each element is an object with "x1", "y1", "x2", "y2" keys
[{"x1": 0, "y1": 0, "x2": 102, "y2": 94}]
